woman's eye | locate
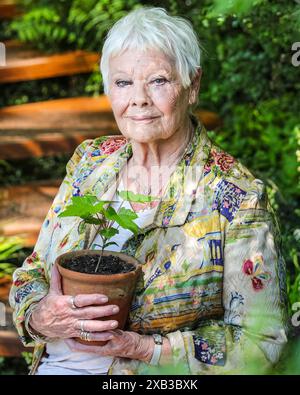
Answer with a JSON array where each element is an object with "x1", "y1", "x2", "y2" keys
[
  {"x1": 152, "y1": 78, "x2": 168, "y2": 85},
  {"x1": 115, "y1": 80, "x2": 131, "y2": 87}
]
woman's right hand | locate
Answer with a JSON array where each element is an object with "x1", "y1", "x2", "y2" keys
[{"x1": 29, "y1": 264, "x2": 119, "y2": 342}]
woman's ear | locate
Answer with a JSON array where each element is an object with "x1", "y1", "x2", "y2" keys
[{"x1": 188, "y1": 68, "x2": 202, "y2": 105}]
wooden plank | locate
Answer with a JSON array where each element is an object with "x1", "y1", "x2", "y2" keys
[
  {"x1": 0, "y1": 128, "x2": 120, "y2": 160},
  {"x1": 0, "y1": 40, "x2": 99, "y2": 83},
  {"x1": 0, "y1": 1, "x2": 22, "y2": 20},
  {"x1": 0, "y1": 180, "x2": 60, "y2": 246},
  {"x1": 0, "y1": 96, "x2": 221, "y2": 159},
  {"x1": 0, "y1": 330, "x2": 32, "y2": 357},
  {"x1": 0, "y1": 305, "x2": 33, "y2": 357},
  {"x1": 0, "y1": 96, "x2": 113, "y2": 130},
  {"x1": 196, "y1": 109, "x2": 222, "y2": 131},
  {"x1": 0, "y1": 276, "x2": 12, "y2": 301},
  {"x1": 0, "y1": 96, "x2": 120, "y2": 159}
]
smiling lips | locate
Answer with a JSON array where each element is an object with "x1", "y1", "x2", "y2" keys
[{"x1": 130, "y1": 116, "x2": 159, "y2": 122}]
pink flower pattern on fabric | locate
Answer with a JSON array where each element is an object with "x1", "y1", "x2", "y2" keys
[
  {"x1": 99, "y1": 137, "x2": 126, "y2": 155},
  {"x1": 242, "y1": 254, "x2": 271, "y2": 291},
  {"x1": 211, "y1": 149, "x2": 236, "y2": 172}
]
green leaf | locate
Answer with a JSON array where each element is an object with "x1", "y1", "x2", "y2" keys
[
  {"x1": 118, "y1": 190, "x2": 159, "y2": 203},
  {"x1": 103, "y1": 241, "x2": 119, "y2": 248},
  {"x1": 111, "y1": 210, "x2": 140, "y2": 235},
  {"x1": 104, "y1": 206, "x2": 119, "y2": 221},
  {"x1": 84, "y1": 216, "x2": 103, "y2": 225},
  {"x1": 99, "y1": 227, "x2": 119, "y2": 239},
  {"x1": 118, "y1": 207, "x2": 138, "y2": 220},
  {"x1": 0, "y1": 262, "x2": 16, "y2": 275},
  {"x1": 58, "y1": 195, "x2": 95, "y2": 218},
  {"x1": 58, "y1": 195, "x2": 110, "y2": 219},
  {"x1": 93, "y1": 243, "x2": 103, "y2": 249},
  {"x1": 102, "y1": 204, "x2": 139, "y2": 234},
  {"x1": 91, "y1": 201, "x2": 111, "y2": 214}
]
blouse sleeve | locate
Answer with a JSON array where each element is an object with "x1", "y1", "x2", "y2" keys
[
  {"x1": 164, "y1": 179, "x2": 289, "y2": 374},
  {"x1": 9, "y1": 140, "x2": 92, "y2": 347}
]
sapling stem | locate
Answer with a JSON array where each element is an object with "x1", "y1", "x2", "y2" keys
[
  {"x1": 95, "y1": 245, "x2": 104, "y2": 273},
  {"x1": 94, "y1": 198, "x2": 124, "y2": 273},
  {"x1": 94, "y1": 212, "x2": 105, "y2": 273}
]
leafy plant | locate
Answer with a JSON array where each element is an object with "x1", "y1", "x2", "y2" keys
[
  {"x1": 0, "y1": 237, "x2": 23, "y2": 279},
  {"x1": 58, "y1": 191, "x2": 158, "y2": 272}
]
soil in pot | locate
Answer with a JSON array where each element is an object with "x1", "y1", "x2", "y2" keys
[{"x1": 62, "y1": 254, "x2": 135, "y2": 275}]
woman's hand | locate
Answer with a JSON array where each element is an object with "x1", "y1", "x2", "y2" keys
[
  {"x1": 29, "y1": 264, "x2": 119, "y2": 342},
  {"x1": 64, "y1": 329, "x2": 155, "y2": 363}
]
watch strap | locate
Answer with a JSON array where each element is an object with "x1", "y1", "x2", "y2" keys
[{"x1": 149, "y1": 334, "x2": 163, "y2": 366}]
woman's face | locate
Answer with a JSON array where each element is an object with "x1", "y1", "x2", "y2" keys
[{"x1": 107, "y1": 48, "x2": 198, "y2": 143}]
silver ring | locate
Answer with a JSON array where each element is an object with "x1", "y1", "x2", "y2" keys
[
  {"x1": 70, "y1": 295, "x2": 77, "y2": 309},
  {"x1": 79, "y1": 320, "x2": 85, "y2": 332},
  {"x1": 80, "y1": 330, "x2": 91, "y2": 342}
]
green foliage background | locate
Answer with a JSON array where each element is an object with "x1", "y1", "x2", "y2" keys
[{"x1": 0, "y1": 0, "x2": 299, "y2": 374}]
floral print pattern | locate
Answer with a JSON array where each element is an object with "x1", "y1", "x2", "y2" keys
[
  {"x1": 9, "y1": 116, "x2": 288, "y2": 375},
  {"x1": 193, "y1": 336, "x2": 226, "y2": 366},
  {"x1": 204, "y1": 148, "x2": 236, "y2": 176},
  {"x1": 98, "y1": 137, "x2": 126, "y2": 155},
  {"x1": 242, "y1": 254, "x2": 271, "y2": 291},
  {"x1": 213, "y1": 179, "x2": 247, "y2": 223}
]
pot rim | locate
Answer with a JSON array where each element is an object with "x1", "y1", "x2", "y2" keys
[{"x1": 55, "y1": 249, "x2": 142, "y2": 281}]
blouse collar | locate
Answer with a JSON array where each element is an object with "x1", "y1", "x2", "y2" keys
[{"x1": 81, "y1": 114, "x2": 212, "y2": 247}]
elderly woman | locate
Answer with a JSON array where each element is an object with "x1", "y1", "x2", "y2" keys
[{"x1": 10, "y1": 7, "x2": 288, "y2": 375}]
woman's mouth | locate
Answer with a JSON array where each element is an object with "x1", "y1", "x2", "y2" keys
[{"x1": 130, "y1": 116, "x2": 159, "y2": 123}]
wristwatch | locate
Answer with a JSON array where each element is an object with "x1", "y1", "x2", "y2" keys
[{"x1": 149, "y1": 334, "x2": 163, "y2": 366}]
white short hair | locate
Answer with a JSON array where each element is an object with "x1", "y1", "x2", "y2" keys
[{"x1": 100, "y1": 7, "x2": 201, "y2": 94}]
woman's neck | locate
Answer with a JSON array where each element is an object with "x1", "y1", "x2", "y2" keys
[
  {"x1": 129, "y1": 117, "x2": 193, "y2": 170},
  {"x1": 119, "y1": 118, "x2": 194, "y2": 200}
]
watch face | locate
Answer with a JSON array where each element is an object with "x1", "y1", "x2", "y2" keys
[{"x1": 153, "y1": 334, "x2": 163, "y2": 345}]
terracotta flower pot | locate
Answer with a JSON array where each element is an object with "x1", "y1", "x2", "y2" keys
[{"x1": 56, "y1": 250, "x2": 142, "y2": 346}]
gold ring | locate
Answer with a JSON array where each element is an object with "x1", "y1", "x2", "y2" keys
[{"x1": 80, "y1": 330, "x2": 91, "y2": 341}]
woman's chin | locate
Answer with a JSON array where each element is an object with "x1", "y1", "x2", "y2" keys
[{"x1": 126, "y1": 132, "x2": 161, "y2": 143}]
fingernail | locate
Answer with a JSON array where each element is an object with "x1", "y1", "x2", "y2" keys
[
  {"x1": 100, "y1": 297, "x2": 108, "y2": 303},
  {"x1": 111, "y1": 321, "x2": 118, "y2": 328},
  {"x1": 112, "y1": 306, "x2": 119, "y2": 313}
]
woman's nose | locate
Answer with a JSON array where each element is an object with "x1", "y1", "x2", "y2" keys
[{"x1": 130, "y1": 82, "x2": 152, "y2": 107}]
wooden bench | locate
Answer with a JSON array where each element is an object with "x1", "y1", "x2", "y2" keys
[
  {"x1": 0, "y1": 282, "x2": 33, "y2": 357},
  {"x1": 0, "y1": 303, "x2": 33, "y2": 357},
  {"x1": 0, "y1": 96, "x2": 221, "y2": 159},
  {"x1": 0, "y1": 40, "x2": 100, "y2": 83},
  {"x1": 0, "y1": 180, "x2": 61, "y2": 246},
  {"x1": 0, "y1": 97, "x2": 120, "y2": 159},
  {"x1": 0, "y1": 0, "x2": 22, "y2": 20}
]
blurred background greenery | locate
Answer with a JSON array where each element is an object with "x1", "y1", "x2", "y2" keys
[{"x1": 0, "y1": 0, "x2": 299, "y2": 374}]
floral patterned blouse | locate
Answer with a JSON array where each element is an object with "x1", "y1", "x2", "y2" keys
[{"x1": 9, "y1": 115, "x2": 288, "y2": 375}]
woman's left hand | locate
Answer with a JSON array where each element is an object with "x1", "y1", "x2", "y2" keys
[{"x1": 64, "y1": 329, "x2": 154, "y2": 363}]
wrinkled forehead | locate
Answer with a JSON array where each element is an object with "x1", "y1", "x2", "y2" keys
[{"x1": 108, "y1": 48, "x2": 177, "y2": 77}]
